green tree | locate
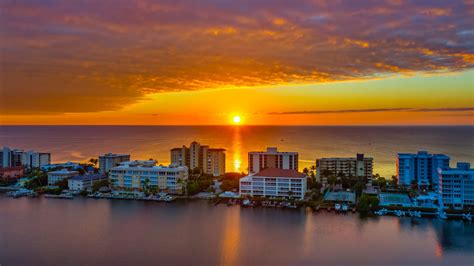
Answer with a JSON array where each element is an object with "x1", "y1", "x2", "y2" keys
[
  {"x1": 55, "y1": 179, "x2": 68, "y2": 189},
  {"x1": 357, "y1": 194, "x2": 379, "y2": 215},
  {"x1": 92, "y1": 179, "x2": 110, "y2": 192},
  {"x1": 141, "y1": 177, "x2": 152, "y2": 196},
  {"x1": 220, "y1": 179, "x2": 239, "y2": 192},
  {"x1": 177, "y1": 178, "x2": 187, "y2": 196}
]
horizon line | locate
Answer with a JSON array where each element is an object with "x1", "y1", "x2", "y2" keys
[{"x1": 1, "y1": 124, "x2": 473, "y2": 127}]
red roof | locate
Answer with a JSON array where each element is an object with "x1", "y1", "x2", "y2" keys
[{"x1": 253, "y1": 168, "x2": 306, "y2": 178}]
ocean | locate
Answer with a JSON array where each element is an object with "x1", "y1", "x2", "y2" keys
[{"x1": 0, "y1": 126, "x2": 473, "y2": 177}]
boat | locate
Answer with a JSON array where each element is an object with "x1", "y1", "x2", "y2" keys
[
  {"x1": 164, "y1": 195, "x2": 175, "y2": 202},
  {"x1": 242, "y1": 199, "x2": 253, "y2": 207},
  {"x1": 395, "y1": 210, "x2": 406, "y2": 217},
  {"x1": 462, "y1": 213, "x2": 472, "y2": 221},
  {"x1": 44, "y1": 193, "x2": 74, "y2": 199},
  {"x1": 7, "y1": 188, "x2": 35, "y2": 198},
  {"x1": 341, "y1": 204, "x2": 349, "y2": 212}
]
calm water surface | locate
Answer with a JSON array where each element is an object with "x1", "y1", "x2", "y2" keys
[
  {"x1": 1, "y1": 126, "x2": 473, "y2": 177},
  {"x1": 0, "y1": 197, "x2": 473, "y2": 265}
]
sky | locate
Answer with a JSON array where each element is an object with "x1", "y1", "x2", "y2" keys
[{"x1": 0, "y1": 0, "x2": 473, "y2": 125}]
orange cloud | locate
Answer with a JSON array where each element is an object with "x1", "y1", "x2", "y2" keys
[{"x1": 0, "y1": 0, "x2": 472, "y2": 116}]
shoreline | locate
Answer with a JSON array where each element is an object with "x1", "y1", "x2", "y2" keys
[{"x1": 4, "y1": 192, "x2": 472, "y2": 221}]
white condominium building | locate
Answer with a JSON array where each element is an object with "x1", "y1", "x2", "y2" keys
[
  {"x1": 439, "y1": 162, "x2": 474, "y2": 210},
  {"x1": 109, "y1": 160, "x2": 188, "y2": 194},
  {"x1": 0, "y1": 147, "x2": 22, "y2": 168},
  {"x1": 68, "y1": 174, "x2": 107, "y2": 191},
  {"x1": 206, "y1": 148, "x2": 226, "y2": 177},
  {"x1": 170, "y1": 141, "x2": 225, "y2": 176},
  {"x1": 316, "y1": 154, "x2": 373, "y2": 181},
  {"x1": 397, "y1": 151, "x2": 450, "y2": 188},
  {"x1": 240, "y1": 168, "x2": 307, "y2": 199},
  {"x1": 248, "y1": 147, "x2": 298, "y2": 174},
  {"x1": 0, "y1": 147, "x2": 51, "y2": 169},
  {"x1": 21, "y1": 151, "x2": 51, "y2": 169},
  {"x1": 99, "y1": 153, "x2": 131, "y2": 174},
  {"x1": 47, "y1": 169, "x2": 79, "y2": 186}
]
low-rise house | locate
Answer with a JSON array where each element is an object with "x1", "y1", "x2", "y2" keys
[
  {"x1": 109, "y1": 160, "x2": 188, "y2": 194},
  {"x1": 414, "y1": 192, "x2": 438, "y2": 208},
  {"x1": 323, "y1": 191, "x2": 357, "y2": 204},
  {"x1": 0, "y1": 166, "x2": 24, "y2": 183},
  {"x1": 47, "y1": 169, "x2": 79, "y2": 186},
  {"x1": 68, "y1": 174, "x2": 107, "y2": 191},
  {"x1": 239, "y1": 168, "x2": 307, "y2": 199}
]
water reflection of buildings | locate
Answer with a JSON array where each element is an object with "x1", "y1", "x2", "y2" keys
[
  {"x1": 232, "y1": 127, "x2": 242, "y2": 172},
  {"x1": 432, "y1": 220, "x2": 474, "y2": 254},
  {"x1": 397, "y1": 218, "x2": 474, "y2": 257}
]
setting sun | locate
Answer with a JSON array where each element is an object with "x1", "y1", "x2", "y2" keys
[{"x1": 232, "y1": 115, "x2": 242, "y2": 124}]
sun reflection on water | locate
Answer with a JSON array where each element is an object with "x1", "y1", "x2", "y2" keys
[
  {"x1": 232, "y1": 127, "x2": 242, "y2": 172},
  {"x1": 220, "y1": 208, "x2": 241, "y2": 265}
]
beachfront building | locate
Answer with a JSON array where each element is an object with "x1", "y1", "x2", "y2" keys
[
  {"x1": 248, "y1": 147, "x2": 298, "y2": 174},
  {"x1": 99, "y1": 153, "x2": 131, "y2": 174},
  {"x1": 1, "y1": 147, "x2": 22, "y2": 168},
  {"x1": 438, "y1": 162, "x2": 474, "y2": 210},
  {"x1": 0, "y1": 147, "x2": 51, "y2": 169},
  {"x1": 239, "y1": 168, "x2": 307, "y2": 199},
  {"x1": 323, "y1": 191, "x2": 357, "y2": 205},
  {"x1": 68, "y1": 174, "x2": 107, "y2": 191},
  {"x1": 397, "y1": 151, "x2": 450, "y2": 189},
  {"x1": 21, "y1": 151, "x2": 51, "y2": 169},
  {"x1": 170, "y1": 141, "x2": 225, "y2": 176},
  {"x1": 316, "y1": 154, "x2": 373, "y2": 184},
  {"x1": 109, "y1": 160, "x2": 188, "y2": 194},
  {"x1": 47, "y1": 169, "x2": 79, "y2": 186}
]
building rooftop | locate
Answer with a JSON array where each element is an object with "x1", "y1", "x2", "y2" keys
[
  {"x1": 440, "y1": 162, "x2": 474, "y2": 174},
  {"x1": 323, "y1": 191, "x2": 356, "y2": 203},
  {"x1": 117, "y1": 160, "x2": 157, "y2": 167},
  {"x1": 397, "y1": 151, "x2": 449, "y2": 159},
  {"x1": 112, "y1": 163, "x2": 187, "y2": 171},
  {"x1": 70, "y1": 174, "x2": 105, "y2": 181},
  {"x1": 249, "y1": 147, "x2": 298, "y2": 154},
  {"x1": 253, "y1": 168, "x2": 306, "y2": 178},
  {"x1": 48, "y1": 169, "x2": 79, "y2": 174},
  {"x1": 378, "y1": 193, "x2": 412, "y2": 205},
  {"x1": 318, "y1": 157, "x2": 373, "y2": 161}
]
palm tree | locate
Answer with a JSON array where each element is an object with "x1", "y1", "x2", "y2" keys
[
  {"x1": 177, "y1": 178, "x2": 188, "y2": 196},
  {"x1": 141, "y1": 177, "x2": 151, "y2": 196},
  {"x1": 89, "y1": 158, "x2": 98, "y2": 167},
  {"x1": 302, "y1": 168, "x2": 309, "y2": 176}
]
